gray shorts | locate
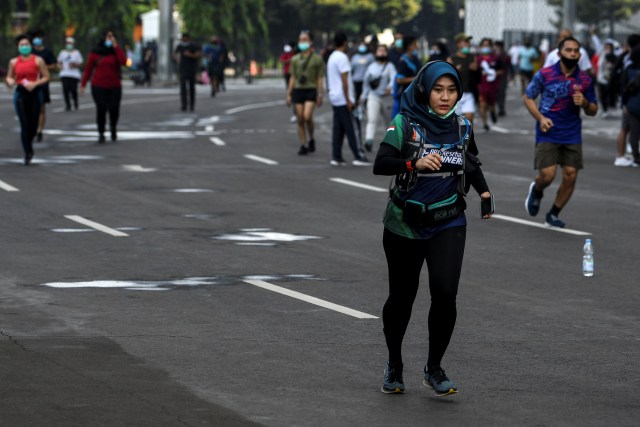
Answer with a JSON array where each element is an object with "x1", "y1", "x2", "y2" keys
[{"x1": 534, "y1": 142, "x2": 583, "y2": 170}]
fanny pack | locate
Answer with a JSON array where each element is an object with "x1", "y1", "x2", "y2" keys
[{"x1": 392, "y1": 192, "x2": 466, "y2": 226}]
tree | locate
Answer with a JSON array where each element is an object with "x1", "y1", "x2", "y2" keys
[
  {"x1": 176, "y1": 0, "x2": 269, "y2": 65},
  {"x1": 547, "y1": 0, "x2": 640, "y2": 37}
]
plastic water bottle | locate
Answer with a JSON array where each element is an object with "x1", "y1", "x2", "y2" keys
[{"x1": 583, "y1": 239, "x2": 594, "y2": 277}]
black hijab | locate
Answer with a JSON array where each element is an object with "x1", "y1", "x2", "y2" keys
[
  {"x1": 92, "y1": 33, "x2": 116, "y2": 55},
  {"x1": 398, "y1": 60, "x2": 463, "y2": 136}
]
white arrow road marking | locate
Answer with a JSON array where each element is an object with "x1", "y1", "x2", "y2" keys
[
  {"x1": 491, "y1": 214, "x2": 591, "y2": 236},
  {"x1": 243, "y1": 279, "x2": 378, "y2": 319},
  {"x1": 0, "y1": 179, "x2": 19, "y2": 192},
  {"x1": 210, "y1": 137, "x2": 226, "y2": 146},
  {"x1": 329, "y1": 178, "x2": 387, "y2": 193},
  {"x1": 64, "y1": 215, "x2": 129, "y2": 237},
  {"x1": 244, "y1": 154, "x2": 278, "y2": 165},
  {"x1": 122, "y1": 164, "x2": 158, "y2": 172}
]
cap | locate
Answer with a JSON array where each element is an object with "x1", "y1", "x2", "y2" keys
[
  {"x1": 65, "y1": 37, "x2": 75, "y2": 44},
  {"x1": 454, "y1": 33, "x2": 472, "y2": 43}
]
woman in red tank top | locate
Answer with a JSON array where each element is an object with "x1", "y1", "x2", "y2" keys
[{"x1": 5, "y1": 34, "x2": 50, "y2": 165}]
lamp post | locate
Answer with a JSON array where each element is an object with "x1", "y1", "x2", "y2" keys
[
  {"x1": 157, "y1": 0, "x2": 174, "y2": 82},
  {"x1": 562, "y1": 0, "x2": 576, "y2": 31}
]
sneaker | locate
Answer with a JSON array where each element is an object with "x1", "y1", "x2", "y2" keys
[
  {"x1": 614, "y1": 156, "x2": 634, "y2": 167},
  {"x1": 298, "y1": 145, "x2": 308, "y2": 155},
  {"x1": 308, "y1": 139, "x2": 315, "y2": 153},
  {"x1": 545, "y1": 213, "x2": 566, "y2": 228},
  {"x1": 330, "y1": 159, "x2": 346, "y2": 167},
  {"x1": 381, "y1": 361, "x2": 405, "y2": 394},
  {"x1": 524, "y1": 181, "x2": 542, "y2": 217},
  {"x1": 423, "y1": 367, "x2": 457, "y2": 396},
  {"x1": 352, "y1": 158, "x2": 372, "y2": 166},
  {"x1": 290, "y1": 115, "x2": 297, "y2": 123}
]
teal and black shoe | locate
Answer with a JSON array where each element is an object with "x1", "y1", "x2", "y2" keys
[
  {"x1": 381, "y1": 361, "x2": 405, "y2": 394},
  {"x1": 423, "y1": 367, "x2": 457, "y2": 396}
]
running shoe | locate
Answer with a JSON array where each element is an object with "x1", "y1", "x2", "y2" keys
[
  {"x1": 423, "y1": 367, "x2": 457, "y2": 396},
  {"x1": 352, "y1": 158, "x2": 372, "y2": 167},
  {"x1": 330, "y1": 159, "x2": 346, "y2": 167},
  {"x1": 381, "y1": 361, "x2": 405, "y2": 394},
  {"x1": 525, "y1": 181, "x2": 542, "y2": 216},
  {"x1": 298, "y1": 145, "x2": 308, "y2": 155},
  {"x1": 614, "y1": 156, "x2": 634, "y2": 167},
  {"x1": 545, "y1": 213, "x2": 566, "y2": 228}
]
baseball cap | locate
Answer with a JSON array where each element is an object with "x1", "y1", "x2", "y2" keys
[
  {"x1": 454, "y1": 33, "x2": 472, "y2": 43},
  {"x1": 65, "y1": 36, "x2": 75, "y2": 43}
]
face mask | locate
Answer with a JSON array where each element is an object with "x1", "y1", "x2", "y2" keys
[
  {"x1": 411, "y1": 50, "x2": 419, "y2": 58},
  {"x1": 358, "y1": 45, "x2": 367, "y2": 53},
  {"x1": 298, "y1": 42, "x2": 310, "y2": 52},
  {"x1": 104, "y1": 40, "x2": 113, "y2": 48},
  {"x1": 481, "y1": 47, "x2": 491, "y2": 54},
  {"x1": 375, "y1": 55, "x2": 387, "y2": 62},
  {"x1": 461, "y1": 47, "x2": 471, "y2": 54},
  {"x1": 66, "y1": 44, "x2": 74, "y2": 50},
  {"x1": 18, "y1": 45, "x2": 32, "y2": 56},
  {"x1": 428, "y1": 103, "x2": 458, "y2": 119},
  {"x1": 33, "y1": 37, "x2": 43, "y2": 47},
  {"x1": 560, "y1": 55, "x2": 579, "y2": 69},
  {"x1": 394, "y1": 39, "x2": 403, "y2": 49}
]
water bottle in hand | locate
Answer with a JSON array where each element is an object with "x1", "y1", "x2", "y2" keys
[{"x1": 583, "y1": 238, "x2": 594, "y2": 277}]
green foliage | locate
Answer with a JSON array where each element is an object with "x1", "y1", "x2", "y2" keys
[{"x1": 0, "y1": 0, "x2": 16, "y2": 35}]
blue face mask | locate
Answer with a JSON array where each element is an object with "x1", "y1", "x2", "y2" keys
[
  {"x1": 394, "y1": 39, "x2": 403, "y2": 49},
  {"x1": 412, "y1": 50, "x2": 419, "y2": 58},
  {"x1": 104, "y1": 40, "x2": 113, "y2": 48},
  {"x1": 461, "y1": 47, "x2": 471, "y2": 54},
  {"x1": 33, "y1": 37, "x2": 43, "y2": 47},
  {"x1": 298, "y1": 42, "x2": 310, "y2": 52},
  {"x1": 481, "y1": 47, "x2": 491, "y2": 54},
  {"x1": 358, "y1": 45, "x2": 367, "y2": 53}
]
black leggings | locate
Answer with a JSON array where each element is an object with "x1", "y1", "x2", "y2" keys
[
  {"x1": 91, "y1": 86, "x2": 121, "y2": 135},
  {"x1": 382, "y1": 226, "x2": 466, "y2": 371},
  {"x1": 61, "y1": 77, "x2": 79, "y2": 109},
  {"x1": 13, "y1": 89, "x2": 42, "y2": 158},
  {"x1": 180, "y1": 74, "x2": 196, "y2": 110}
]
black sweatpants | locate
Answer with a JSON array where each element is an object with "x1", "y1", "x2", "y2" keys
[
  {"x1": 91, "y1": 86, "x2": 121, "y2": 136},
  {"x1": 382, "y1": 226, "x2": 466, "y2": 371},
  {"x1": 61, "y1": 77, "x2": 79, "y2": 110},
  {"x1": 332, "y1": 105, "x2": 365, "y2": 161},
  {"x1": 180, "y1": 74, "x2": 196, "y2": 110}
]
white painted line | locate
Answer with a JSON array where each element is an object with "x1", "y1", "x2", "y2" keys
[
  {"x1": 243, "y1": 279, "x2": 378, "y2": 319},
  {"x1": 492, "y1": 214, "x2": 591, "y2": 236},
  {"x1": 210, "y1": 137, "x2": 226, "y2": 146},
  {"x1": 205, "y1": 125, "x2": 214, "y2": 131},
  {"x1": 490, "y1": 125, "x2": 531, "y2": 135},
  {"x1": 64, "y1": 215, "x2": 129, "y2": 237},
  {"x1": 0, "y1": 179, "x2": 19, "y2": 192},
  {"x1": 225, "y1": 100, "x2": 286, "y2": 115},
  {"x1": 244, "y1": 154, "x2": 278, "y2": 165},
  {"x1": 329, "y1": 178, "x2": 388, "y2": 193},
  {"x1": 122, "y1": 164, "x2": 157, "y2": 172}
]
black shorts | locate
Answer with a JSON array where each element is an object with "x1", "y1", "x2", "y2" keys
[
  {"x1": 521, "y1": 69, "x2": 534, "y2": 81},
  {"x1": 291, "y1": 88, "x2": 317, "y2": 104},
  {"x1": 41, "y1": 84, "x2": 51, "y2": 104}
]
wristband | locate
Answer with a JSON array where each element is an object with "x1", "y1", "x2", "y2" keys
[{"x1": 406, "y1": 159, "x2": 416, "y2": 171}]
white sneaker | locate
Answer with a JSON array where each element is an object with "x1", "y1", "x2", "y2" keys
[
  {"x1": 290, "y1": 115, "x2": 297, "y2": 123},
  {"x1": 352, "y1": 159, "x2": 372, "y2": 166},
  {"x1": 330, "y1": 160, "x2": 346, "y2": 167},
  {"x1": 614, "y1": 156, "x2": 634, "y2": 167}
]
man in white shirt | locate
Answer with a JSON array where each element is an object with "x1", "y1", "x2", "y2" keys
[
  {"x1": 543, "y1": 29, "x2": 593, "y2": 76},
  {"x1": 327, "y1": 32, "x2": 370, "y2": 166}
]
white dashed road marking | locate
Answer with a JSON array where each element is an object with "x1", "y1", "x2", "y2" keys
[
  {"x1": 64, "y1": 215, "x2": 129, "y2": 237},
  {"x1": 244, "y1": 154, "x2": 278, "y2": 165},
  {"x1": 0, "y1": 179, "x2": 19, "y2": 192},
  {"x1": 122, "y1": 165, "x2": 157, "y2": 172},
  {"x1": 492, "y1": 214, "x2": 591, "y2": 236},
  {"x1": 243, "y1": 279, "x2": 378, "y2": 319},
  {"x1": 329, "y1": 178, "x2": 387, "y2": 193},
  {"x1": 210, "y1": 137, "x2": 226, "y2": 146}
]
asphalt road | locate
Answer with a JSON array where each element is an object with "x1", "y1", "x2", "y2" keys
[{"x1": 1, "y1": 78, "x2": 639, "y2": 426}]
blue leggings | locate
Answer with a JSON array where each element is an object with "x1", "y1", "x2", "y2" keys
[{"x1": 13, "y1": 89, "x2": 42, "y2": 158}]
